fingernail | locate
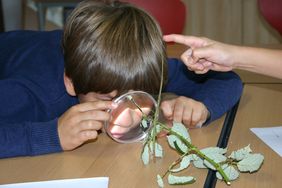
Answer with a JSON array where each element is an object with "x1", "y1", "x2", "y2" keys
[
  {"x1": 187, "y1": 48, "x2": 193, "y2": 56},
  {"x1": 111, "y1": 102, "x2": 118, "y2": 109},
  {"x1": 195, "y1": 121, "x2": 204, "y2": 128}
]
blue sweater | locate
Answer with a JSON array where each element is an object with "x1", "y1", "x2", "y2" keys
[{"x1": 0, "y1": 30, "x2": 243, "y2": 158}]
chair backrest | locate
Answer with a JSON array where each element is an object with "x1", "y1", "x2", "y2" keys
[
  {"x1": 258, "y1": 0, "x2": 282, "y2": 35},
  {"x1": 0, "y1": 0, "x2": 4, "y2": 32},
  {"x1": 123, "y1": 0, "x2": 186, "y2": 35}
]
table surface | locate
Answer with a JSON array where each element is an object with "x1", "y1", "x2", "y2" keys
[
  {"x1": 216, "y1": 84, "x2": 282, "y2": 188},
  {"x1": 0, "y1": 117, "x2": 225, "y2": 188}
]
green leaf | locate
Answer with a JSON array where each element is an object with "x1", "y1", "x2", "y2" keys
[
  {"x1": 170, "y1": 155, "x2": 191, "y2": 172},
  {"x1": 188, "y1": 154, "x2": 207, "y2": 169},
  {"x1": 190, "y1": 154, "x2": 206, "y2": 169},
  {"x1": 229, "y1": 144, "x2": 252, "y2": 161},
  {"x1": 167, "y1": 135, "x2": 188, "y2": 153},
  {"x1": 201, "y1": 147, "x2": 227, "y2": 170},
  {"x1": 157, "y1": 174, "x2": 164, "y2": 188},
  {"x1": 167, "y1": 122, "x2": 191, "y2": 153},
  {"x1": 173, "y1": 141, "x2": 185, "y2": 155},
  {"x1": 150, "y1": 142, "x2": 163, "y2": 158},
  {"x1": 203, "y1": 155, "x2": 227, "y2": 170},
  {"x1": 237, "y1": 153, "x2": 264, "y2": 172},
  {"x1": 141, "y1": 119, "x2": 148, "y2": 129},
  {"x1": 155, "y1": 124, "x2": 162, "y2": 134},
  {"x1": 141, "y1": 143, "x2": 150, "y2": 165},
  {"x1": 171, "y1": 122, "x2": 191, "y2": 142},
  {"x1": 216, "y1": 164, "x2": 228, "y2": 179},
  {"x1": 201, "y1": 147, "x2": 227, "y2": 155},
  {"x1": 216, "y1": 165, "x2": 240, "y2": 181},
  {"x1": 193, "y1": 157, "x2": 207, "y2": 169},
  {"x1": 168, "y1": 174, "x2": 196, "y2": 185},
  {"x1": 188, "y1": 154, "x2": 199, "y2": 161}
]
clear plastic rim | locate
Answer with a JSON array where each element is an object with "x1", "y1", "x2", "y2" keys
[{"x1": 104, "y1": 91, "x2": 157, "y2": 143}]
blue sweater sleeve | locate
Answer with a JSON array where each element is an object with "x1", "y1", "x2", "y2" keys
[
  {"x1": 164, "y1": 58, "x2": 243, "y2": 124},
  {"x1": 0, "y1": 30, "x2": 76, "y2": 158},
  {"x1": 0, "y1": 79, "x2": 63, "y2": 158},
  {"x1": 0, "y1": 120, "x2": 61, "y2": 158}
]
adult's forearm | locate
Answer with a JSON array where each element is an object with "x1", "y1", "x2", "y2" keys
[{"x1": 233, "y1": 46, "x2": 282, "y2": 79}]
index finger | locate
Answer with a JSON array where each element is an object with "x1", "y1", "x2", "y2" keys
[
  {"x1": 76, "y1": 101, "x2": 114, "y2": 112},
  {"x1": 163, "y1": 34, "x2": 206, "y2": 47}
]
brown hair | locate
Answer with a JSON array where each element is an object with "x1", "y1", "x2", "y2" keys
[{"x1": 63, "y1": 0, "x2": 167, "y2": 96}]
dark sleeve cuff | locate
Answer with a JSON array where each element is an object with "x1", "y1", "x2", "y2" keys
[{"x1": 29, "y1": 118, "x2": 62, "y2": 156}]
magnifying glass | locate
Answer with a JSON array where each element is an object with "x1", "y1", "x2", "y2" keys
[{"x1": 104, "y1": 91, "x2": 157, "y2": 143}]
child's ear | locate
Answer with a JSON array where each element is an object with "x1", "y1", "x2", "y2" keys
[{"x1": 64, "y1": 72, "x2": 76, "y2": 96}]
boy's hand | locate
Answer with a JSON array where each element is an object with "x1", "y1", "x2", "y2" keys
[
  {"x1": 160, "y1": 96, "x2": 209, "y2": 128},
  {"x1": 58, "y1": 101, "x2": 113, "y2": 151}
]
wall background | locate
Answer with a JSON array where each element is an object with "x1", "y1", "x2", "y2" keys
[
  {"x1": 181, "y1": 0, "x2": 281, "y2": 45},
  {"x1": 20, "y1": 0, "x2": 282, "y2": 46}
]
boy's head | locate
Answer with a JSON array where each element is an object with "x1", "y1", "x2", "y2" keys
[{"x1": 63, "y1": 0, "x2": 167, "y2": 97}]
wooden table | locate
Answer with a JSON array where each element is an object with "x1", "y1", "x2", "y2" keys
[
  {"x1": 0, "y1": 117, "x2": 226, "y2": 188},
  {"x1": 216, "y1": 84, "x2": 282, "y2": 188}
]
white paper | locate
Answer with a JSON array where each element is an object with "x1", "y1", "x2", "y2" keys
[
  {"x1": 250, "y1": 126, "x2": 282, "y2": 157},
  {"x1": 0, "y1": 177, "x2": 109, "y2": 188}
]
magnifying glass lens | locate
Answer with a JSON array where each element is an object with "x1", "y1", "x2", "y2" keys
[{"x1": 105, "y1": 91, "x2": 157, "y2": 143}]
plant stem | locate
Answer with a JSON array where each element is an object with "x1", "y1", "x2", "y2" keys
[
  {"x1": 158, "y1": 122, "x2": 231, "y2": 185},
  {"x1": 151, "y1": 57, "x2": 165, "y2": 150}
]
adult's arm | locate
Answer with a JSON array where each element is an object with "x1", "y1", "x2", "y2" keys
[
  {"x1": 164, "y1": 34, "x2": 282, "y2": 79},
  {"x1": 232, "y1": 46, "x2": 282, "y2": 79}
]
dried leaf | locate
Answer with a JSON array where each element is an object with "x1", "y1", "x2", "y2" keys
[
  {"x1": 171, "y1": 122, "x2": 191, "y2": 142},
  {"x1": 150, "y1": 142, "x2": 163, "y2": 158},
  {"x1": 167, "y1": 135, "x2": 188, "y2": 153},
  {"x1": 229, "y1": 144, "x2": 252, "y2": 161},
  {"x1": 167, "y1": 122, "x2": 191, "y2": 153},
  {"x1": 201, "y1": 147, "x2": 227, "y2": 170},
  {"x1": 237, "y1": 153, "x2": 264, "y2": 172},
  {"x1": 141, "y1": 143, "x2": 150, "y2": 165},
  {"x1": 155, "y1": 124, "x2": 162, "y2": 134},
  {"x1": 173, "y1": 141, "x2": 185, "y2": 155},
  {"x1": 193, "y1": 157, "x2": 206, "y2": 169},
  {"x1": 201, "y1": 147, "x2": 227, "y2": 155},
  {"x1": 216, "y1": 165, "x2": 240, "y2": 181},
  {"x1": 157, "y1": 174, "x2": 164, "y2": 188},
  {"x1": 170, "y1": 155, "x2": 191, "y2": 172},
  {"x1": 141, "y1": 119, "x2": 148, "y2": 129},
  {"x1": 168, "y1": 174, "x2": 195, "y2": 185}
]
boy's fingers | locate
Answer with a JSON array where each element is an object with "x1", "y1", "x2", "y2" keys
[
  {"x1": 75, "y1": 101, "x2": 114, "y2": 112},
  {"x1": 182, "y1": 107, "x2": 192, "y2": 126},
  {"x1": 79, "y1": 130, "x2": 98, "y2": 142},
  {"x1": 79, "y1": 120, "x2": 103, "y2": 132},
  {"x1": 78, "y1": 110, "x2": 111, "y2": 122},
  {"x1": 161, "y1": 101, "x2": 173, "y2": 120},
  {"x1": 173, "y1": 102, "x2": 185, "y2": 123}
]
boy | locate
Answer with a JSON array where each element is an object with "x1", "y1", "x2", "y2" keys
[{"x1": 0, "y1": 0, "x2": 242, "y2": 158}]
